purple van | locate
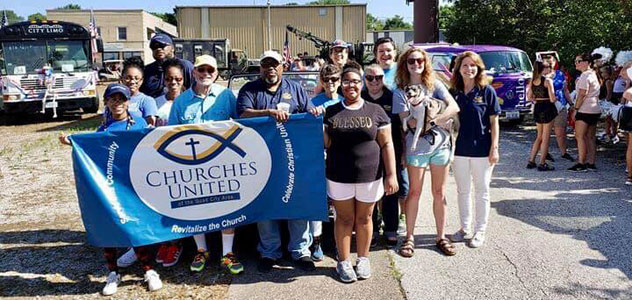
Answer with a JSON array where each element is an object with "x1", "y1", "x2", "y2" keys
[{"x1": 418, "y1": 44, "x2": 533, "y2": 122}]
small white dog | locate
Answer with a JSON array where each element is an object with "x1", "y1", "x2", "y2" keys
[{"x1": 402, "y1": 85, "x2": 447, "y2": 151}]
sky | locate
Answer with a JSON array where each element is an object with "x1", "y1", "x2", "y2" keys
[{"x1": 2, "y1": 0, "x2": 437, "y2": 23}]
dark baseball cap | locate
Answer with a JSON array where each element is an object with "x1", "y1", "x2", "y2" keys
[
  {"x1": 150, "y1": 34, "x2": 173, "y2": 49},
  {"x1": 103, "y1": 83, "x2": 131, "y2": 100}
]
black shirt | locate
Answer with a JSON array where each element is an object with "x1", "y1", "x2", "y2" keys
[
  {"x1": 362, "y1": 87, "x2": 404, "y2": 159},
  {"x1": 140, "y1": 57, "x2": 195, "y2": 98},
  {"x1": 324, "y1": 100, "x2": 391, "y2": 183}
]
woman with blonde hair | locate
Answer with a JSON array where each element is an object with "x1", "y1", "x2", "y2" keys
[
  {"x1": 392, "y1": 47, "x2": 460, "y2": 257},
  {"x1": 448, "y1": 51, "x2": 500, "y2": 248}
]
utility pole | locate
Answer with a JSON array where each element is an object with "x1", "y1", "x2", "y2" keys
[
  {"x1": 407, "y1": 0, "x2": 439, "y2": 43},
  {"x1": 267, "y1": 0, "x2": 272, "y2": 50}
]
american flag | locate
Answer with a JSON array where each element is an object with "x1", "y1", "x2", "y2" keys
[
  {"x1": 88, "y1": 9, "x2": 99, "y2": 63},
  {"x1": 282, "y1": 31, "x2": 292, "y2": 69},
  {"x1": 1, "y1": 10, "x2": 9, "y2": 28}
]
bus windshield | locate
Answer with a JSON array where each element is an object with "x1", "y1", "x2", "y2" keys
[
  {"x1": 0, "y1": 40, "x2": 91, "y2": 75},
  {"x1": 479, "y1": 51, "x2": 533, "y2": 74}
]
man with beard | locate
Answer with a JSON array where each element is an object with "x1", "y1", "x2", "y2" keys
[
  {"x1": 237, "y1": 50, "x2": 315, "y2": 273},
  {"x1": 141, "y1": 34, "x2": 194, "y2": 98}
]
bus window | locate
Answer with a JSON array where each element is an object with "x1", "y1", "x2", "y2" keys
[
  {"x1": 48, "y1": 40, "x2": 90, "y2": 72},
  {"x1": 2, "y1": 41, "x2": 47, "y2": 75}
]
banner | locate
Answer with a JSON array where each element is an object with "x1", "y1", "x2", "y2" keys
[{"x1": 70, "y1": 114, "x2": 327, "y2": 247}]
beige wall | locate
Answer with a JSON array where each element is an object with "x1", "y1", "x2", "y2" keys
[
  {"x1": 46, "y1": 9, "x2": 178, "y2": 63},
  {"x1": 176, "y1": 5, "x2": 365, "y2": 58}
]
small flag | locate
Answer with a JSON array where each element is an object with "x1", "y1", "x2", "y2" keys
[
  {"x1": 282, "y1": 31, "x2": 292, "y2": 69},
  {"x1": 88, "y1": 9, "x2": 99, "y2": 62},
  {"x1": 1, "y1": 10, "x2": 9, "y2": 27}
]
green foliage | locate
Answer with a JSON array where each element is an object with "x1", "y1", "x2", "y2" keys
[
  {"x1": 56, "y1": 4, "x2": 82, "y2": 10},
  {"x1": 383, "y1": 15, "x2": 412, "y2": 30},
  {"x1": 3, "y1": 10, "x2": 24, "y2": 24},
  {"x1": 307, "y1": 0, "x2": 351, "y2": 5},
  {"x1": 438, "y1": 5, "x2": 454, "y2": 30},
  {"x1": 367, "y1": 13, "x2": 384, "y2": 31},
  {"x1": 443, "y1": 0, "x2": 632, "y2": 70},
  {"x1": 286, "y1": 2, "x2": 299, "y2": 5},
  {"x1": 150, "y1": 11, "x2": 177, "y2": 26},
  {"x1": 28, "y1": 13, "x2": 46, "y2": 22}
]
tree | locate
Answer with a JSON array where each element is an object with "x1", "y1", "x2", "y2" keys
[
  {"x1": 56, "y1": 4, "x2": 81, "y2": 10},
  {"x1": 366, "y1": 13, "x2": 384, "y2": 31},
  {"x1": 438, "y1": 5, "x2": 454, "y2": 30},
  {"x1": 286, "y1": 2, "x2": 299, "y2": 5},
  {"x1": 307, "y1": 0, "x2": 350, "y2": 5},
  {"x1": 3, "y1": 10, "x2": 24, "y2": 24},
  {"x1": 150, "y1": 11, "x2": 177, "y2": 26},
  {"x1": 28, "y1": 13, "x2": 46, "y2": 22},
  {"x1": 383, "y1": 15, "x2": 412, "y2": 30}
]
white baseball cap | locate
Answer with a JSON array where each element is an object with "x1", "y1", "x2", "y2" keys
[
  {"x1": 193, "y1": 55, "x2": 218, "y2": 68},
  {"x1": 260, "y1": 50, "x2": 283, "y2": 63}
]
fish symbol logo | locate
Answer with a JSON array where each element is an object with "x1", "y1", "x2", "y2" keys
[{"x1": 154, "y1": 125, "x2": 246, "y2": 165}]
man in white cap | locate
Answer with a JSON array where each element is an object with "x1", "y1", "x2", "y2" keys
[
  {"x1": 167, "y1": 54, "x2": 244, "y2": 275},
  {"x1": 237, "y1": 50, "x2": 316, "y2": 273}
]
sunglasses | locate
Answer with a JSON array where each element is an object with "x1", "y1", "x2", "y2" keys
[
  {"x1": 407, "y1": 58, "x2": 425, "y2": 65},
  {"x1": 196, "y1": 67, "x2": 215, "y2": 74},
  {"x1": 261, "y1": 60, "x2": 281, "y2": 68},
  {"x1": 150, "y1": 42, "x2": 169, "y2": 50},
  {"x1": 165, "y1": 76, "x2": 183, "y2": 83},
  {"x1": 365, "y1": 75, "x2": 384, "y2": 82},
  {"x1": 322, "y1": 76, "x2": 340, "y2": 83}
]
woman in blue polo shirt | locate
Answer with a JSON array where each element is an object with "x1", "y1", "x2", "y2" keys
[{"x1": 448, "y1": 51, "x2": 500, "y2": 248}]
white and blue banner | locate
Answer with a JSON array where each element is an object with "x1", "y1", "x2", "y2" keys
[{"x1": 70, "y1": 114, "x2": 327, "y2": 247}]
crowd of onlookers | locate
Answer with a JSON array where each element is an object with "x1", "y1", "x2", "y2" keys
[{"x1": 59, "y1": 33, "x2": 632, "y2": 295}]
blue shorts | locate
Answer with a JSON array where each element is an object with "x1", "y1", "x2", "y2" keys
[{"x1": 407, "y1": 147, "x2": 452, "y2": 168}]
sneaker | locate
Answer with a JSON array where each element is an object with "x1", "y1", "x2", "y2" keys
[
  {"x1": 294, "y1": 256, "x2": 316, "y2": 271},
  {"x1": 355, "y1": 257, "x2": 371, "y2": 280},
  {"x1": 450, "y1": 229, "x2": 473, "y2": 243},
  {"x1": 116, "y1": 248, "x2": 137, "y2": 268},
  {"x1": 258, "y1": 257, "x2": 276, "y2": 273},
  {"x1": 612, "y1": 135, "x2": 620, "y2": 144},
  {"x1": 220, "y1": 252, "x2": 244, "y2": 275},
  {"x1": 155, "y1": 244, "x2": 169, "y2": 264},
  {"x1": 545, "y1": 153, "x2": 555, "y2": 162},
  {"x1": 468, "y1": 232, "x2": 486, "y2": 248},
  {"x1": 144, "y1": 269, "x2": 163, "y2": 292},
  {"x1": 190, "y1": 250, "x2": 208, "y2": 272},
  {"x1": 561, "y1": 153, "x2": 575, "y2": 162},
  {"x1": 162, "y1": 244, "x2": 182, "y2": 267},
  {"x1": 586, "y1": 163, "x2": 597, "y2": 171},
  {"x1": 310, "y1": 237, "x2": 324, "y2": 262},
  {"x1": 526, "y1": 161, "x2": 537, "y2": 169},
  {"x1": 625, "y1": 178, "x2": 632, "y2": 186},
  {"x1": 568, "y1": 163, "x2": 587, "y2": 172},
  {"x1": 336, "y1": 260, "x2": 357, "y2": 283},
  {"x1": 537, "y1": 163, "x2": 555, "y2": 171},
  {"x1": 102, "y1": 271, "x2": 120, "y2": 296}
]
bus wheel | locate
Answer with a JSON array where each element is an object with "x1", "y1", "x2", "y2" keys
[{"x1": 83, "y1": 97, "x2": 100, "y2": 114}]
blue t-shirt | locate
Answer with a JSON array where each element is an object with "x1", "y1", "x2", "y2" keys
[
  {"x1": 453, "y1": 85, "x2": 501, "y2": 157},
  {"x1": 128, "y1": 92, "x2": 158, "y2": 119},
  {"x1": 168, "y1": 84, "x2": 238, "y2": 125},
  {"x1": 140, "y1": 58, "x2": 194, "y2": 98},
  {"x1": 383, "y1": 64, "x2": 397, "y2": 91},
  {"x1": 552, "y1": 70, "x2": 568, "y2": 106},
  {"x1": 237, "y1": 77, "x2": 313, "y2": 116},
  {"x1": 310, "y1": 92, "x2": 343, "y2": 108},
  {"x1": 97, "y1": 115, "x2": 147, "y2": 132}
]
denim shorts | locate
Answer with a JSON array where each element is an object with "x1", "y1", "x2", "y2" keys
[{"x1": 407, "y1": 147, "x2": 452, "y2": 168}]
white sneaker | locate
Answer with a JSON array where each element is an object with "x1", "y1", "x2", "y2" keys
[
  {"x1": 625, "y1": 179, "x2": 632, "y2": 186},
  {"x1": 468, "y1": 232, "x2": 486, "y2": 248},
  {"x1": 116, "y1": 248, "x2": 137, "y2": 268},
  {"x1": 102, "y1": 271, "x2": 120, "y2": 296},
  {"x1": 450, "y1": 229, "x2": 473, "y2": 242},
  {"x1": 144, "y1": 269, "x2": 163, "y2": 292},
  {"x1": 355, "y1": 257, "x2": 371, "y2": 280}
]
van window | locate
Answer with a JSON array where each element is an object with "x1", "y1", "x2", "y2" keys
[
  {"x1": 430, "y1": 54, "x2": 454, "y2": 72},
  {"x1": 479, "y1": 51, "x2": 532, "y2": 74}
]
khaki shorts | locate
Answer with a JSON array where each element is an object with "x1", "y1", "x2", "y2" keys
[{"x1": 553, "y1": 108, "x2": 568, "y2": 128}]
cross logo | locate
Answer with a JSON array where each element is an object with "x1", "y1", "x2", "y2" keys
[{"x1": 155, "y1": 125, "x2": 246, "y2": 165}]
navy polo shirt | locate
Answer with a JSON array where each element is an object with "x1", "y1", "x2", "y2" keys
[
  {"x1": 140, "y1": 58, "x2": 194, "y2": 98},
  {"x1": 237, "y1": 77, "x2": 313, "y2": 115},
  {"x1": 453, "y1": 85, "x2": 501, "y2": 157}
]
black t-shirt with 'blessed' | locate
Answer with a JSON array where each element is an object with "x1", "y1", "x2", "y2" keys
[{"x1": 324, "y1": 100, "x2": 391, "y2": 183}]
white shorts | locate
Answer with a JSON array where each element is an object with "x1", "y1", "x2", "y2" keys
[{"x1": 326, "y1": 179, "x2": 384, "y2": 203}]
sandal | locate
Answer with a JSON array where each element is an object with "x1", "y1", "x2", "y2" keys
[
  {"x1": 436, "y1": 238, "x2": 456, "y2": 256},
  {"x1": 399, "y1": 238, "x2": 415, "y2": 258}
]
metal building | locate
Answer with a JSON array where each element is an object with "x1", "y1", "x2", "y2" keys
[{"x1": 175, "y1": 4, "x2": 366, "y2": 58}]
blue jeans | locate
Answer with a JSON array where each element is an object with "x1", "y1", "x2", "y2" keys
[{"x1": 257, "y1": 219, "x2": 312, "y2": 260}]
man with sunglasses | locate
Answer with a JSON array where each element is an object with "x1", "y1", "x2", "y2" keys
[
  {"x1": 237, "y1": 50, "x2": 316, "y2": 273},
  {"x1": 141, "y1": 34, "x2": 194, "y2": 98}
]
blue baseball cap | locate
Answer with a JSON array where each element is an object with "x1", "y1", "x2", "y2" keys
[
  {"x1": 150, "y1": 34, "x2": 173, "y2": 49},
  {"x1": 331, "y1": 39, "x2": 350, "y2": 48},
  {"x1": 103, "y1": 83, "x2": 131, "y2": 100}
]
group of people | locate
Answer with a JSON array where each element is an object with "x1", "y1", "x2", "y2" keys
[
  {"x1": 526, "y1": 50, "x2": 632, "y2": 186},
  {"x1": 60, "y1": 31, "x2": 632, "y2": 295}
]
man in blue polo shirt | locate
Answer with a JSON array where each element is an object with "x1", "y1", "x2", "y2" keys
[
  {"x1": 167, "y1": 55, "x2": 243, "y2": 275},
  {"x1": 141, "y1": 34, "x2": 194, "y2": 98},
  {"x1": 237, "y1": 50, "x2": 315, "y2": 273}
]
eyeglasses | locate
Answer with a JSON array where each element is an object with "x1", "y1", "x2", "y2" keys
[
  {"x1": 322, "y1": 76, "x2": 340, "y2": 83},
  {"x1": 261, "y1": 60, "x2": 281, "y2": 68},
  {"x1": 166, "y1": 76, "x2": 183, "y2": 83},
  {"x1": 123, "y1": 76, "x2": 142, "y2": 82},
  {"x1": 365, "y1": 75, "x2": 384, "y2": 82},
  {"x1": 407, "y1": 58, "x2": 425, "y2": 65},
  {"x1": 341, "y1": 80, "x2": 362, "y2": 87},
  {"x1": 575, "y1": 59, "x2": 584, "y2": 64},
  {"x1": 196, "y1": 67, "x2": 216, "y2": 74}
]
